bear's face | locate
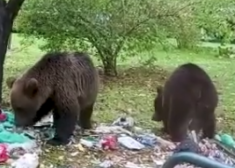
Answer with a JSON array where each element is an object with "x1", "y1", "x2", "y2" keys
[
  {"x1": 152, "y1": 86, "x2": 164, "y2": 121},
  {"x1": 7, "y1": 77, "x2": 42, "y2": 126}
]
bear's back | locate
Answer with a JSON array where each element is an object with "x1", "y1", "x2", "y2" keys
[
  {"x1": 31, "y1": 51, "x2": 97, "y2": 79},
  {"x1": 164, "y1": 63, "x2": 217, "y2": 102},
  {"x1": 25, "y1": 52, "x2": 98, "y2": 106}
]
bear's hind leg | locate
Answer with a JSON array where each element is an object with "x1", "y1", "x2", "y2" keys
[
  {"x1": 47, "y1": 104, "x2": 79, "y2": 146},
  {"x1": 78, "y1": 104, "x2": 94, "y2": 129},
  {"x1": 168, "y1": 108, "x2": 191, "y2": 142},
  {"x1": 202, "y1": 110, "x2": 216, "y2": 139},
  {"x1": 169, "y1": 122, "x2": 188, "y2": 142}
]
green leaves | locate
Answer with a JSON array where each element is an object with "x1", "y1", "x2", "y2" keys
[
  {"x1": 193, "y1": 0, "x2": 235, "y2": 43},
  {"x1": 14, "y1": 0, "x2": 235, "y2": 75}
]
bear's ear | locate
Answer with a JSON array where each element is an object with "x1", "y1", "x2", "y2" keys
[
  {"x1": 157, "y1": 86, "x2": 163, "y2": 94},
  {"x1": 6, "y1": 77, "x2": 17, "y2": 89},
  {"x1": 25, "y1": 78, "x2": 39, "y2": 96}
]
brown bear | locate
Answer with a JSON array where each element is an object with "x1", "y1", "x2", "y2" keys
[
  {"x1": 152, "y1": 63, "x2": 218, "y2": 142},
  {"x1": 6, "y1": 51, "x2": 99, "y2": 146}
]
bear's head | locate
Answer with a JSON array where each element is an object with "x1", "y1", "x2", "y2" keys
[
  {"x1": 152, "y1": 86, "x2": 164, "y2": 122},
  {"x1": 6, "y1": 77, "x2": 42, "y2": 127}
]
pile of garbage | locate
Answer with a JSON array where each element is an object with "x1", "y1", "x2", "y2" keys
[
  {"x1": 0, "y1": 110, "x2": 40, "y2": 168},
  {"x1": 69, "y1": 117, "x2": 235, "y2": 168},
  {"x1": 0, "y1": 110, "x2": 235, "y2": 168}
]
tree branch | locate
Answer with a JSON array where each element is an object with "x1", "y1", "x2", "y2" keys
[
  {"x1": 112, "y1": 18, "x2": 150, "y2": 57},
  {"x1": 76, "y1": 13, "x2": 109, "y2": 42},
  {"x1": 6, "y1": 0, "x2": 25, "y2": 19},
  {"x1": 113, "y1": 1, "x2": 196, "y2": 57}
]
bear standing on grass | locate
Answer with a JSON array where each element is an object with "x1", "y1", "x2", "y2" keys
[
  {"x1": 152, "y1": 63, "x2": 218, "y2": 142},
  {"x1": 6, "y1": 52, "x2": 99, "y2": 146}
]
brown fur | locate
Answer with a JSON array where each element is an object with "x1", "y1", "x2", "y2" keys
[
  {"x1": 7, "y1": 52, "x2": 99, "y2": 146},
  {"x1": 152, "y1": 63, "x2": 218, "y2": 142}
]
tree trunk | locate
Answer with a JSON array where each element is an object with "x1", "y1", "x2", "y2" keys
[
  {"x1": 102, "y1": 56, "x2": 117, "y2": 77},
  {"x1": 0, "y1": 0, "x2": 25, "y2": 103},
  {"x1": 0, "y1": 10, "x2": 12, "y2": 103}
]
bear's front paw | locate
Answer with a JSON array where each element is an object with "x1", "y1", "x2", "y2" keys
[{"x1": 46, "y1": 137, "x2": 70, "y2": 146}]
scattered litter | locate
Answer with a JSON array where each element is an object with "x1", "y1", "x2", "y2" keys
[
  {"x1": 112, "y1": 116, "x2": 134, "y2": 130},
  {"x1": 0, "y1": 110, "x2": 234, "y2": 168},
  {"x1": 174, "y1": 137, "x2": 201, "y2": 154},
  {"x1": 219, "y1": 134, "x2": 235, "y2": 148},
  {"x1": 0, "y1": 113, "x2": 7, "y2": 122},
  {"x1": 0, "y1": 131, "x2": 31, "y2": 143},
  {"x1": 95, "y1": 125, "x2": 133, "y2": 136},
  {"x1": 23, "y1": 127, "x2": 54, "y2": 140},
  {"x1": 75, "y1": 117, "x2": 235, "y2": 167},
  {"x1": 33, "y1": 115, "x2": 53, "y2": 127},
  {"x1": 3, "y1": 112, "x2": 15, "y2": 124},
  {"x1": 155, "y1": 136, "x2": 175, "y2": 149},
  {"x1": 0, "y1": 144, "x2": 8, "y2": 163},
  {"x1": 199, "y1": 139, "x2": 235, "y2": 166},
  {"x1": 124, "y1": 162, "x2": 140, "y2": 168},
  {"x1": 0, "y1": 111, "x2": 32, "y2": 144},
  {"x1": 7, "y1": 141, "x2": 38, "y2": 153},
  {"x1": 11, "y1": 153, "x2": 39, "y2": 168},
  {"x1": 99, "y1": 160, "x2": 114, "y2": 168},
  {"x1": 189, "y1": 130, "x2": 198, "y2": 143},
  {"x1": 118, "y1": 136, "x2": 145, "y2": 150},
  {"x1": 124, "y1": 162, "x2": 153, "y2": 168},
  {"x1": 215, "y1": 134, "x2": 221, "y2": 141},
  {"x1": 80, "y1": 138, "x2": 96, "y2": 148},
  {"x1": 153, "y1": 159, "x2": 165, "y2": 168},
  {"x1": 135, "y1": 133, "x2": 158, "y2": 147},
  {"x1": 0, "y1": 109, "x2": 48, "y2": 167},
  {"x1": 75, "y1": 143, "x2": 86, "y2": 152},
  {"x1": 72, "y1": 152, "x2": 80, "y2": 157},
  {"x1": 132, "y1": 126, "x2": 144, "y2": 134},
  {"x1": 100, "y1": 135, "x2": 118, "y2": 150},
  {"x1": 9, "y1": 147, "x2": 26, "y2": 159}
]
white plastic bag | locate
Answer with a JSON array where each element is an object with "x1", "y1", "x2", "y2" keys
[
  {"x1": 11, "y1": 153, "x2": 39, "y2": 168},
  {"x1": 118, "y1": 136, "x2": 145, "y2": 150}
]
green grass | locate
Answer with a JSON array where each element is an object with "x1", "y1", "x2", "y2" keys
[{"x1": 4, "y1": 34, "x2": 235, "y2": 135}]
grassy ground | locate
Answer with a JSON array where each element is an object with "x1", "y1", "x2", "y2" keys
[{"x1": 3, "y1": 34, "x2": 235, "y2": 134}]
